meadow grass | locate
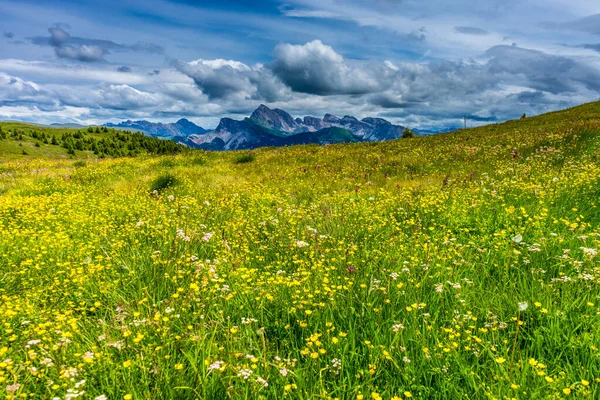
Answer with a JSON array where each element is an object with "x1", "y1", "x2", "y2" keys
[{"x1": 0, "y1": 103, "x2": 599, "y2": 399}]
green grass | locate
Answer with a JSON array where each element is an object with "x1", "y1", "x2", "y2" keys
[{"x1": 0, "y1": 102, "x2": 599, "y2": 399}]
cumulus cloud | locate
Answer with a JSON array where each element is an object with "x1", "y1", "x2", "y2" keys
[
  {"x1": 0, "y1": 72, "x2": 43, "y2": 99},
  {"x1": 173, "y1": 58, "x2": 289, "y2": 102},
  {"x1": 29, "y1": 27, "x2": 164, "y2": 62},
  {"x1": 3, "y1": 36, "x2": 600, "y2": 129},
  {"x1": 270, "y1": 40, "x2": 378, "y2": 95}
]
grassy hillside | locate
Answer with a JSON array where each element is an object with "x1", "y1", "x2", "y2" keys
[
  {"x1": 0, "y1": 121, "x2": 186, "y2": 160},
  {"x1": 0, "y1": 102, "x2": 599, "y2": 399}
]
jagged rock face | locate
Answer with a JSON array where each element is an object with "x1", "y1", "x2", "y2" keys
[
  {"x1": 250, "y1": 105, "x2": 301, "y2": 134},
  {"x1": 323, "y1": 114, "x2": 341, "y2": 124},
  {"x1": 303, "y1": 116, "x2": 329, "y2": 131},
  {"x1": 180, "y1": 104, "x2": 407, "y2": 150}
]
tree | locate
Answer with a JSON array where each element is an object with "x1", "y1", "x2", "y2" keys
[
  {"x1": 521, "y1": 113, "x2": 527, "y2": 119},
  {"x1": 402, "y1": 127, "x2": 415, "y2": 139}
]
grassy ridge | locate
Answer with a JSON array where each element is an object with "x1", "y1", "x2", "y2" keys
[
  {"x1": 0, "y1": 122, "x2": 186, "y2": 161},
  {"x1": 0, "y1": 103, "x2": 599, "y2": 399}
]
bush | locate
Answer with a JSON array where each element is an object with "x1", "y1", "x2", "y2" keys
[
  {"x1": 150, "y1": 174, "x2": 178, "y2": 193},
  {"x1": 73, "y1": 161, "x2": 87, "y2": 168},
  {"x1": 234, "y1": 153, "x2": 256, "y2": 164},
  {"x1": 402, "y1": 127, "x2": 415, "y2": 139}
]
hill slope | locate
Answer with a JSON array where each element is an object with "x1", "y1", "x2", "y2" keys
[
  {"x1": 0, "y1": 121, "x2": 187, "y2": 160},
  {"x1": 0, "y1": 102, "x2": 599, "y2": 399}
]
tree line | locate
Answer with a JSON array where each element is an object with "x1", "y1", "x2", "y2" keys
[{"x1": 0, "y1": 125, "x2": 186, "y2": 157}]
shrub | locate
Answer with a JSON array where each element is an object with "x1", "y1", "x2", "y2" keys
[
  {"x1": 234, "y1": 153, "x2": 256, "y2": 164},
  {"x1": 150, "y1": 174, "x2": 178, "y2": 193},
  {"x1": 73, "y1": 161, "x2": 87, "y2": 168},
  {"x1": 402, "y1": 127, "x2": 415, "y2": 139}
]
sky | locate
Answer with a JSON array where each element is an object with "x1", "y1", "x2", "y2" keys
[{"x1": 1, "y1": 0, "x2": 600, "y2": 130}]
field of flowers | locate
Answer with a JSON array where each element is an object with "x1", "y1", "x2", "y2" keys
[{"x1": 1, "y1": 102, "x2": 599, "y2": 399}]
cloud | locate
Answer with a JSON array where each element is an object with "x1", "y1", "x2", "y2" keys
[
  {"x1": 117, "y1": 66, "x2": 132, "y2": 73},
  {"x1": 455, "y1": 26, "x2": 489, "y2": 36},
  {"x1": 270, "y1": 40, "x2": 378, "y2": 95},
  {"x1": 580, "y1": 43, "x2": 600, "y2": 52},
  {"x1": 484, "y1": 45, "x2": 600, "y2": 94},
  {"x1": 548, "y1": 14, "x2": 600, "y2": 35},
  {"x1": 173, "y1": 58, "x2": 289, "y2": 102},
  {"x1": 29, "y1": 27, "x2": 164, "y2": 62},
  {"x1": 0, "y1": 72, "x2": 42, "y2": 99},
  {"x1": 3, "y1": 32, "x2": 15, "y2": 39}
]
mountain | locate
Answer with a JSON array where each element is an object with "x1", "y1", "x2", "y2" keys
[
  {"x1": 105, "y1": 118, "x2": 206, "y2": 138},
  {"x1": 183, "y1": 104, "x2": 405, "y2": 150}
]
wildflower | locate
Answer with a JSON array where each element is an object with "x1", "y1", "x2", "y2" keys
[
  {"x1": 512, "y1": 235, "x2": 523, "y2": 243},
  {"x1": 123, "y1": 360, "x2": 132, "y2": 368},
  {"x1": 6, "y1": 383, "x2": 20, "y2": 393},
  {"x1": 256, "y1": 377, "x2": 268, "y2": 387},
  {"x1": 95, "y1": 396, "x2": 107, "y2": 400},
  {"x1": 562, "y1": 388, "x2": 571, "y2": 395},
  {"x1": 495, "y1": 357, "x2": 506, "y2": 364},
  {"x1": 208, "y1": 361, "x2": 225, "y2": 371},
  {"x1": 279, "y1": 368, "x2": 288, "y2": 376},
  {"x1": 175, "y1": 363, "x2": 184, "y2": 371},
  {"x1": 237, "y1": 369, "x2": 253, "y2": 380},
  {"x1": 518, "y1": 302, "x2": 528, "y2": 311}
]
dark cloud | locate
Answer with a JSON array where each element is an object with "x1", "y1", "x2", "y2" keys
[
  {"x1": 149, "y1": 69, "x2": 161, "y2": 76},
  {"x1": 484, "y1": 45, "x2": 600, "y2": 94},
  {"x1": 455, "y1": 26, "x2": 489, "y2": 36},
  {"x1": 173, "y1": 58, "x2": 288, "y2": 102},
  {"x1": 270, "y1": 40, "x2": 378, "y2": 95},
  {"x1": 29, "y1": 27, "x2": 164, "y2": 62},
  {"x1": 3, "y1": 32, "x2": 14, "y2": 39},
  {"x1": 117, "y1": 66, "x2": 132, "y2": 73}
]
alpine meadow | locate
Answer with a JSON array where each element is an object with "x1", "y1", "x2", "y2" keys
[{"x1": 0, "y1": 101, "x2": 599, "y2": 399}]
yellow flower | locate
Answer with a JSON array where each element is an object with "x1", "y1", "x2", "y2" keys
[
  {"x1": 581, "y1": 379, "x2": 589, "y2": 386},
  {"x1": 175, "y1": 363, "x2": 184, "y2": 371},
  {"x1": 562, "y1": 388, "x2": 571, "y2": 395},
  {"x1": 357, "y1": 395, "x2": 364, "y2": 400},
  {"x1": 123, "y1": 360, "x2": 132, "y2": 368},
  {"x1": 545, "y1": 376, "x2": 554, "y2": 383},
  {"x1": 404, "y1": 391, "x2": 413, "y2": 398},
  {"x1": 310, "y1": 352, "x2": 319, "y2": 359},
  {"x1": 124, "y1": 395, "x2": 132, "y2": 400},
  {"x1": 495, "y1": 357, "x2": 506, "y2": 364},
  {"x1": 332, "y1": 337, "x2": 339, "y2": 344}
]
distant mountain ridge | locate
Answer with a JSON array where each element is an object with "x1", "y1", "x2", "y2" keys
[
  {"x1": 104, "y1": 118, "x2": 206, "y2": 138},
  {"x1": 181, "y1": 105, "x2": 406, "y2": 150}
]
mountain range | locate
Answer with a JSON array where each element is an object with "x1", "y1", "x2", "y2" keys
[
  {"x1": 105, "y1": 118, "x2": 207, "y2": 138},
  {"x1": 103, "y1": 105, "x2": 408, "y2": 150},
  {"x1": 181, "y1": 105, "x2": 406, "y2": 150}
]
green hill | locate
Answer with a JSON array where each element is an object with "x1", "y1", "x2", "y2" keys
[
  {"x1": 0, "y1": 102, "x2": 599, "y2": 399},
  {"x1": 0, "y1": 121, "x2": 186, "y2": 160}
]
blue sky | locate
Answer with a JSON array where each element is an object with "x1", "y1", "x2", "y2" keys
[{"x1": 1, "y1": 0, "x2": 600, "y2": 129}]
